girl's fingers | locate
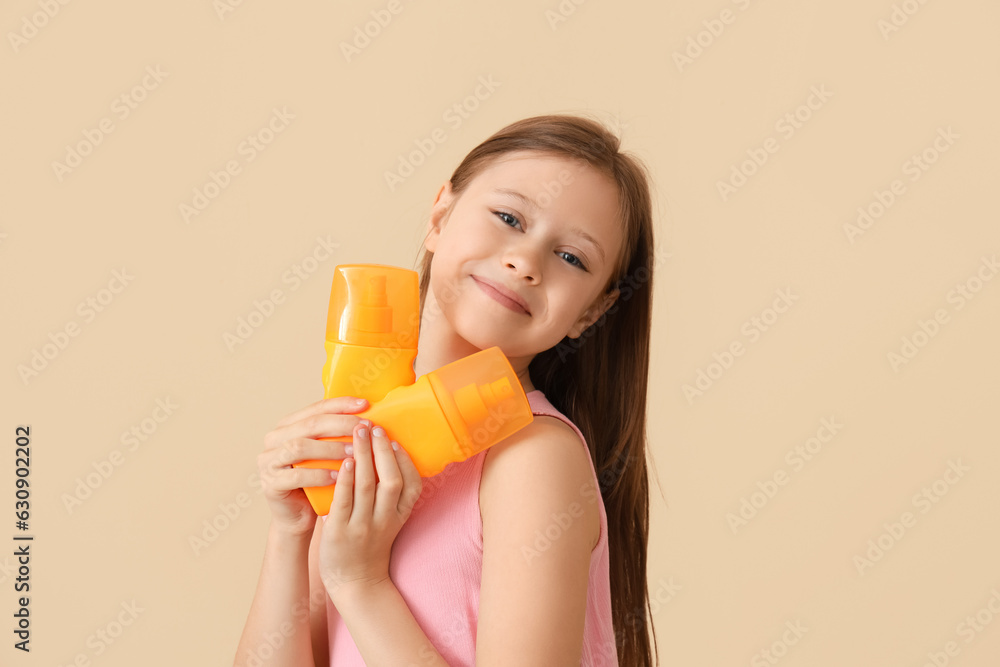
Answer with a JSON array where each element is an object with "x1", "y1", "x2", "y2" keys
[
  {"x1": 369, "y1": 426, "x2": 403, "y2": 523},
  {"x1": 329, "y1": 454, "x2": 354, "y2": 522},
  {"x1": 267, "y1": 438, "x2": 352, "y2": 467},
  {"x1": 265, "y1": 414, "x2": 362, "y2": 452},
  {"x1": 270, "y1": 396, "x2": 367, "y2": 432},
  {"x1": 274, "y1": 395, "x2": 368, "y2": 429},
  {"x1": 394, "y1": 442, "x2": 423, "y2": 518},
  {"x1": 348, "y1": 421, "x2": 376, "y2": 523},
  {"x1": 262, "y1": 465, "x2": 340, "y2": 494}
]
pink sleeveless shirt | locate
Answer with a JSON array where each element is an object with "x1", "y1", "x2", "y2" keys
[{"x1": 323, "y1": 389, "x2": 619, "y2": 666}]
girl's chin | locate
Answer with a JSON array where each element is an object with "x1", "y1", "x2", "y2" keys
[
  {"x1": 452, "y1": 328, "x2": 503, "y2": 354},
  {"x1": 449, "y1": 320, "x2": 517, "y2": 355}
]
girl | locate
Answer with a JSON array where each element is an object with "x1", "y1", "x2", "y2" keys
[{"x1": 235, "y1": 114, "x2": 659, "y2": 666}]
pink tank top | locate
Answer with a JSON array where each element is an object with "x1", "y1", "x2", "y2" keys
[{"x1": 323, "y1": 389, "x2": 618, "y2": 666}]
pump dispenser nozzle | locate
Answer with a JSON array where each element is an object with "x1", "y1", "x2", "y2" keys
[
  {"x1": 453, "y1": 377, "x2": 512, "y2": 425},
  {"x1": 424, "y1": 347, "x2": 534, "y2": 463},
  {"x1": 351, "y1": 274, "x2": 392, "y2": 333}
]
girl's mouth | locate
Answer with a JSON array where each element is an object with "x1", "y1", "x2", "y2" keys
[{"x1": 471, "y1": 276, "x2": 530, "y2": 315}]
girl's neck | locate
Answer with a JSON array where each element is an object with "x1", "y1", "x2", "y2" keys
[{"x1": 413, "y1": 287, "x2": 537, "y2": 394}]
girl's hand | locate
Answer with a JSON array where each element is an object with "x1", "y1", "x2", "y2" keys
[
  {"x1": 319, "y1": 421, "x2": 422, "y2": 602},
  {"x1": 257, "y1": 396, "x2": 369, "y2": 536}
]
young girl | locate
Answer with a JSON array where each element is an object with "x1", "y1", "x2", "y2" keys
[{"x1": 235, "y1": 115, "x2": 658, "y2": 666}]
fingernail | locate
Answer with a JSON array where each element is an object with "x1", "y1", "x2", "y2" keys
[
  {"x1": 360, "y1": 419, "x2": 371, "y2": 427},
  {"x1": 372, "y1": 426, "x2": 385, "y2": 437},
  {"x1": 344, "y1": 445, "x2": 353, "y2": 455},
  {"x1": 358, "y1": 427, "x2": 367, "y2": 439},
  {"x1": 391, "y1": 441, "x2": 399, "y2": 451}
]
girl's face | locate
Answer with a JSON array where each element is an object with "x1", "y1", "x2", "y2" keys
[{"x1": 424, "y1": 150, "x2": 623, "y2": 360}]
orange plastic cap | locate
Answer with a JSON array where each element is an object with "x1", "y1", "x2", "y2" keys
[
  {"x1": 326, "y1": 265, "x2": 419, "y2": 349},
  {"x1": 433, "y1": 347, "x2": 534, "y2": 456}
]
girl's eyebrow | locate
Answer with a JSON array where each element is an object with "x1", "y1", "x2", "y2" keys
[
  {"x1": 494, "y1": 187, "x2": 541, "y2": 210},
  {"x1": 492, "y1": 188, "x2": 606, "y2": 265}
]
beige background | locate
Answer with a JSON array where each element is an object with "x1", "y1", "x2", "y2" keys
[{"x1": 3, "y1": 0, "x2": 999, "y2": 665}]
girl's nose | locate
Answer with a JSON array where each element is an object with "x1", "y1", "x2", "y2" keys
[{"x1": 503, "y1": 243, "x2": 542, "y2": 283}]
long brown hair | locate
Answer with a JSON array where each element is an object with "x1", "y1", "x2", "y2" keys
[{"x1": 414, "y1": 114, "x2": 659, "y2": 667}]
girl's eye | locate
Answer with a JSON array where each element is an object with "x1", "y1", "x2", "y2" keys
[
  {"x1": 558, "y1": 251, "x2": 587, "y2": 271},
  {"x1": 494, "y1": 210, "x2": 521, "y2": 229}
]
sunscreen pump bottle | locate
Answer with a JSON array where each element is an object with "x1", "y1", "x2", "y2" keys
[
  {"x1": 320, "y1": 264, "x2": 419, "y2": 400},
  {"x1": 293, "y1": 264, "x2": 419, "y2": 516},
  {"x1": 296, "y1": 345, "x2": 535, "y2": 516}
]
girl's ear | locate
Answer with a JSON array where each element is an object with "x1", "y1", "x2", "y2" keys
[
  {"x1": 425, "y1": 181, "x2": 454, "y2": 253},
  {"x1": 568, "y1": 287, "x2": 620, "y2": 339}
]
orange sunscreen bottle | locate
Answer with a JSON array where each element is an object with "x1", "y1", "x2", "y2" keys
[
  {"x1": 319, "y1": 264, "x2": 419, "y2": 400},
  {"x1": 296, "y1": 345, "x2": 534, "y2": 516},
  {"x1": 293, "y1": 264, "x2": 419, "y2": 516}
]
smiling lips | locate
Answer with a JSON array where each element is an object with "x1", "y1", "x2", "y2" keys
[{"x1": 472, "y1": 276, "x2": 530, "y2": 315}]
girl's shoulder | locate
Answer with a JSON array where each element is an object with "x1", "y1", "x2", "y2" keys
[{"x1": 479, "y1": 407, "x2": 600, "y2": 551}]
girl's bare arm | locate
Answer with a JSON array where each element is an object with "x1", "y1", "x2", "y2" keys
[
  {"x1": 233, "y1": 522, "x2": 316, "y2": 667},
  {"x1": 476, "y1": 416, "x2": 601, "y2": 666},
  {"x1": 233, "y1": 395, "x2": 365, "y2": 666},
  {"x1": 307, "y1": 517, "x2": 330, "y2": 666}
]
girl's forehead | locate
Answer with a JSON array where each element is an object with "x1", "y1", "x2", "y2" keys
[
  {"x1": 471, "y1": 151, "x2": 617, "y2": 198},
  {"x1": 476, "y1": 151, "x2": 596, "y2": 180}
]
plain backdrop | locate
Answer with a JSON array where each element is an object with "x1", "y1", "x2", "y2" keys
[{"x1": 2, "y1": 0, "x2": 999, "y2": 665}]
